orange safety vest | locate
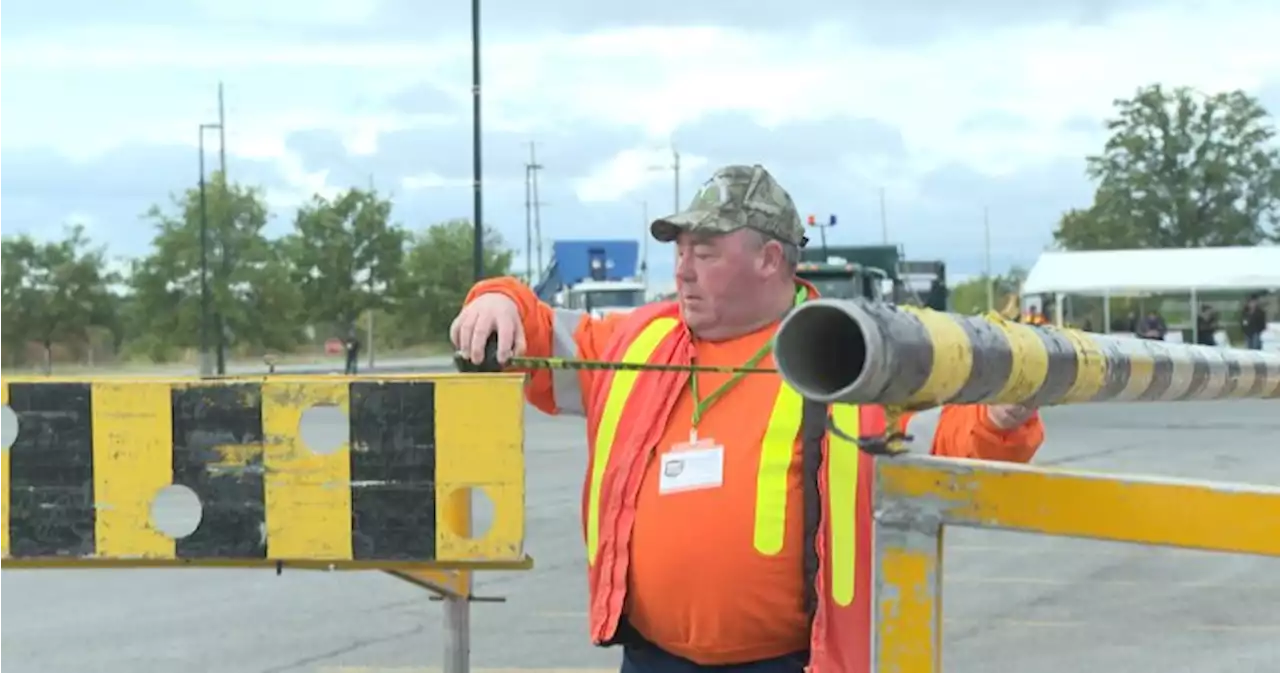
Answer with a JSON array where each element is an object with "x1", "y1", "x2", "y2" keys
[{"x1": 580, "y1": 296, "x2": 881, "y2": 673}]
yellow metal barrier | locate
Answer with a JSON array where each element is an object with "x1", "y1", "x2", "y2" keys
[
  {"x1": 871, "y1": 454, "x2": 1280, "y2": 673},
  {"x1": 0, "y1": 372, "x2": 530, "y2": 673}
]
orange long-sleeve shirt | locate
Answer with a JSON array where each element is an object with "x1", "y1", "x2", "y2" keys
[{"x1": 465, "y1": 278, "x2": 1045, "y2": 664}]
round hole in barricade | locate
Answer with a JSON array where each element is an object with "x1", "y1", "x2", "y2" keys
[
  {"x1": 150, "y1": 485, "x2": 203, "y2": 539},
  {"x1": 444, "y1": 486, "x2": 495, "y2": 540},
  {"x1": 1, "y1": 405, "x2": 18, "y2": 451},
  {"x1": 298, "y1": 404, "x2": 348, "y2": 455}
]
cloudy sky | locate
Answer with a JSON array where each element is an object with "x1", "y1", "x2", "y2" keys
[{"x1": 4, "y1": 0, "x2": 1279, "y2": 286}]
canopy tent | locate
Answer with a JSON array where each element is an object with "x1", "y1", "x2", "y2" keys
[{"x1": 1021, "y1": 246, "x2": 1280, "y2": 297}]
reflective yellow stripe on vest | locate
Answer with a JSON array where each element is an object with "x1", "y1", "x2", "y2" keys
[
  {"x1": 586, "y1": 318, "x2": 680, "y2": 566},
  {"x1": 827, "y1": 404, "x2": 861, "y2": 606},
  {"x1": 752, "y1": 384, "x2": 804, "y2": 555}
]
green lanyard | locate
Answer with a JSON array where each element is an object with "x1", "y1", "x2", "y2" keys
[{"x1": 688, "y1": 285, "x2": 809, "y2": 435}]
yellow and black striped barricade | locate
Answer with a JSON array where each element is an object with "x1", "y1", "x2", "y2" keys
[
  {"x1": 869, "y1": 455, "x2": 1280, "y2": 673},
  {"x1": 774, "y1": 298, "x2": 1280, "y2": 408},
  {"x1": 0, "y1": 373, "x2": 529, "y2": 673},
  {"x1": 771, "y1": 299, "x2": 1280, "y2": 672}
]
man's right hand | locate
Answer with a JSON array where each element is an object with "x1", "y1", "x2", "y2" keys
[{"x1": 449, "y1": 293, "x2": 527, "y2": 365}]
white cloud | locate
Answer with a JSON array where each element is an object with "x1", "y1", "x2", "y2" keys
[
  {"x1": 7, "y1": 0, "x2": 1278, "y2": 179},
  {"x1": 4, "y1": 0, "x2": 1279, "y2": 265}
]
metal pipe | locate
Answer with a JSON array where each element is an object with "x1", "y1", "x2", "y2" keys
[{"x1": 773, "y1": 298, "x2": 1280, "y2": 407}]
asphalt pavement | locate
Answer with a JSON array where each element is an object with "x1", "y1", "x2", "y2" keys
[{"x1": 3, "y1": 400, "x2": 1278, "y2": 673}]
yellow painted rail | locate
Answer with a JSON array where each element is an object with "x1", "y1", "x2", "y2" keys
[{"x1": 871, "y1": 455, "x2": 1280, "y2": 673}]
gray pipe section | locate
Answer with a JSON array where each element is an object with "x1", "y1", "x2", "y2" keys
[{"x1": 773, "y1": 298, "x2": 1280, "y2": 407}]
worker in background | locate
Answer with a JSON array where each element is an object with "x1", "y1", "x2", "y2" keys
[
  {"x1": 1136, "y1": 309, "x2": 1168, "y2": 341},
  {"x1": 1196, "y1": 304, "x2": 1219, "y2": 346},
  {"x1": 451, "y1": 165, "x2": 1045, "y2": 673},
  {"x1": 1242, "y1": 294, "x2": 1267, "y2": 350},
  {"x1": 343, "y1": 326, "x2": 362, "y2": 375},
  {"x1": 1024, "y1": 305, "x2": 1047, "y2": 325}
]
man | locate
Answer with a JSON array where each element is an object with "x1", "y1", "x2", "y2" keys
[
  {"x1": 343, "y1": 327, "x2": 362, "y2": 375},
  {"x1": 1136, "y1": 309, "x2": 1167, "y2": 341},
  {"x1": 451, "y1": 165, "x2": 1044, "y2": 673},
  {"x1": 1196, "y1": 304, "x2": 1219, "y2": 346},
  {"x1": 1242, "y1": 295, "x2": 1267, "y2": 350}
]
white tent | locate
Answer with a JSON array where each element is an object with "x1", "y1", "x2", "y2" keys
[
  {"x1": 1022, "y1": 246, "x2": 1280, "y2": 296},
  {"x1": 1021, "y1": 246, "x2": 1280, "y2": 340}
]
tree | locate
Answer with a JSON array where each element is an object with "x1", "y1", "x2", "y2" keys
[
  {"x1": 382, "y1": 219, "x2": 514, "y2": 345},
  {"x1": 128, "y1": 172, "x2": 303, "y2": 363},
  {"x1": 282, "y1": 188, "x2": 406, "y2": 334},
  {"x1": 948, "y1": 266, "x2": 1027, "y2": 315},
  {"x1": 1054, "y1": 84, "x2": 1280, "y2": 250},
  {"x1": 0, "y1": 225, "x2": 118, "y2": 371}
]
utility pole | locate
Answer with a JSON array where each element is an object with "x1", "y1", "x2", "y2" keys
[
  {"x1": 213, "y1": 82, "x2": 229, "y2": 376},
  {"x1": 197, "y1": 124, "x2": 215, "y2": 378},
  {"x1": 984, "y1": 206, "x2": 994, "y2": 312},
  {"x1": 469, "y1": 0, "x2": 485, "y2": 285},
  {"x1": 367, "y1": 173, "x2": 377, "y2": 369},
  {"x1": 670, "y1": 147, "x2": 681, "y2": 213},
  {"x1": 648, "y1": 146, "x2": 682, "y2": 213},
  {"x1": 878, "y1": 187, "x2": 888, "y2": 244},
  {"x1": 640, "y1": 200, "x2": 650, "y2": 294},
  {"x1": 524, "y1": 141, "x2": 545, "y2": 281},
  {"x1": 524, "y1": 164, "x2": 533, "y2": 283}
]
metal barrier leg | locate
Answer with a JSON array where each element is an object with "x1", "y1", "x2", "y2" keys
[
  {"x1": 443, "y1": 487, "x2": 474, "y2": 673},
  {"x1": 873, "y1": 500, "x2": 944, "y2": 673}
]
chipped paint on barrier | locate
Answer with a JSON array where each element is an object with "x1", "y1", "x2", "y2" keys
[
  {"x1": 0, "y1": 374, "x2": 528, "y2": 570},
  {"x1": 875, "y1": 455, "x2": 1280, "y2": 557},
  {"x1": 874, "y1": 526, "x2": 943, "y2": 673}
]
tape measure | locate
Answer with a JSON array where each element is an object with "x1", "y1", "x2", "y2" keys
[
  {"x1": 453, "y1": 333, "x2": 777, "y2": 375},
  {"x1": 453, "y1": 335, "x2": 910, "y2": 457}
]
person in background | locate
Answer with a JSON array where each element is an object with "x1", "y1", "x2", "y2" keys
[
  {"x1": 343, "y1": 327, "x2": 362, "y2": 374},
  {"x1": 1137, "y1": 309, "x2": 1167, "y2": 341},
  {"x1": 1195, "y1": 304, "x2": 1219, "y2": 346},
  {"x1": 1242, "y1": 295, "x2": 1268, "y2": 350}
]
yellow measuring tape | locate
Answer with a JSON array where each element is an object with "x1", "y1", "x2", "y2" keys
[{"x1": 452, "y1": 334, "x2": 776, "y2": 375}]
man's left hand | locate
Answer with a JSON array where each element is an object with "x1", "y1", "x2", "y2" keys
[{"x1": 987, "y1": 404, "x2": 1038, "y2": 430}]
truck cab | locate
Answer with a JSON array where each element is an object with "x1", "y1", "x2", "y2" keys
[
  {"x1": 563, "y1": 279, "x2": 647, "y2": 318},
  {"x1": 796, "y1": 258, "x2": 888, "y2": 302}
]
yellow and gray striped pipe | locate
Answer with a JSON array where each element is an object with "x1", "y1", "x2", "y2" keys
[{"x1": 773, "y1": 298, "x2": 1280, "y2": 407}]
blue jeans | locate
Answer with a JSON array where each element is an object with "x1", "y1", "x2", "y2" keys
[
  {"x1": 621, "y1": 644, "x2": 809, "y2": 673},
  {"x1": 1246, "y1": 333, "x2": 1263, "y2": 350}
]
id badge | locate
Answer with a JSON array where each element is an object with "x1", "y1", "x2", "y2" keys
[{"x1": 659, "y1": 438, "x2": 724, "y2": 495}]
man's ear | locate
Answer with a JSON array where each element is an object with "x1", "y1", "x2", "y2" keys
[{"x1": 759, "y1": 239, "x2": 786, "y2": 275}]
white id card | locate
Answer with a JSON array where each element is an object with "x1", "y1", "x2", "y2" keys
[{"x1": 658, "y1": 440, "x2": 724, "y2": 495}]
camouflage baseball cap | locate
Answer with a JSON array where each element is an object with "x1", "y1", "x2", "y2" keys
[{"x1": 650, "y1": 164, "x2": 807, "y2": 247}]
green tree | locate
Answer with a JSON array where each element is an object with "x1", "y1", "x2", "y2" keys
[
  {"x1": 0, "y1": 225, "x2": 118, "y2": 371},
  {"x1": 1054, "y1": 84, "x2": 1280, "y2": 249},
  {"x1": 383, "y1": 219, "x2": 514, "y2": 345},
  {"x1": 128, "y1": 173, "x2": 303, "y2": 363},
  {"x1": 949, "y1": 266, "x2": 1027, "y2": 315},
  {"x1": 282, "y1": 188, "x2": 406, "y2": 334}
]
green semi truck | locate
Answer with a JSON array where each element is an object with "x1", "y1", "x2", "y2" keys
[{"x1": 796, "y1": 245, "x2": 949, "y2": 310}]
